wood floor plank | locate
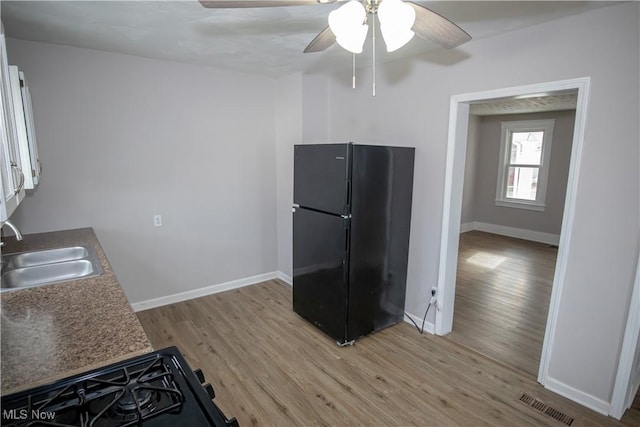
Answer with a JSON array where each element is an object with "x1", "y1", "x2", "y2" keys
[
  {"x1": 137, "y1": 279, "x2": 639, "y2": 426},
  {"x1": 448, "y1": 231, "x2": 556, "y2": 378}
]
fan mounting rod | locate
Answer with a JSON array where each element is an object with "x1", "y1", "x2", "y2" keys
[{"x1": 364, "y1": 0, "x2": 379, "y2": 14}]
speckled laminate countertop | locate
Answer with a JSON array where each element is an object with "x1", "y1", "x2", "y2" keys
[{"x1": 0, "y1": 228, "x2": 153, "y2": 395}]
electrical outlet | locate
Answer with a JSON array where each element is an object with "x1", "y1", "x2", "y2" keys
[
  {"x1": 153, "y1": 214, "x2": 162, "y2": 227},
  {"x1": 430, "y1": 287, "x2": 438, "y2": 305}
]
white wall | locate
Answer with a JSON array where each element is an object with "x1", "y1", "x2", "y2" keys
[
  {"x1": 275, "y1": 73, "x2": 302, "y2": 279},
  {"x1": 291, "y1": 2, "x2": 639, "y2": 409},
  {"x1": 6, "y1": 39, "x2": 278, "y2": 304},
  {"x1": 302, "y1": 73, "x2": 330, "y2": 143}
]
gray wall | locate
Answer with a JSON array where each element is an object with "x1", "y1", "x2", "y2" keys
[
  {"x1": 462, "y1": 110, "x2": 575, "y2": 235},
  {"x1": 6, "y1": 39, "x2": 278, "y2": 304},
  {"x1": 287, "y1": 2, "x2": 639, "y2": 407},
  {"x1": 460, "y1": 114, "x2": 480, "y2": 225}
]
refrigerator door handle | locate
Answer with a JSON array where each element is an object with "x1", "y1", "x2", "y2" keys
[{"x1": 344, "y1": 227, "x2": 350, "y2": 252}]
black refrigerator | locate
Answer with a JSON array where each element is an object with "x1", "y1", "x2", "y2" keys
[{"x1": 292, "y1": 143, "x2": 415, "y2": 345}]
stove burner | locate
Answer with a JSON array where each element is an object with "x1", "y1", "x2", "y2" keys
[
  {"x1": 112, "y1": 383, "x2": 156, "y2": 414},
  {"x1": 1, "y1": 356, "x2": 183, "y2": 427},
  {"x1": 92, "y1": 358, "x2": 183, "y2": 426},
  {"x1": 1, "y1": 347, "x2": 236, "y2": 427}
]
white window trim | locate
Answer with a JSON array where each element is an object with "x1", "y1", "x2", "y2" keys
[{"x1": 495, "y1": 119, "x2": 555, "y2": 211}]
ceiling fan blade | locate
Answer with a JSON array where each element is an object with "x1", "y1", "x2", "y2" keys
[
  {"x1": 303, "y1": 26, "x2": 336, "y2": 53},
  {"x1": 406, "y1": 2, "x2": 471, "y2": 49},
  {"x1": 199, "y1": 0, "x2": 330, "y2": 8}
]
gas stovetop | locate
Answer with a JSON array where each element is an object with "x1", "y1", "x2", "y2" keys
[{"x1": 1, "y1": 346, "x2": 238, "y2": 427}]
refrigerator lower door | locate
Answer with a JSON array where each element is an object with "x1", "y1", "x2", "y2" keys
[{"x1": 293, "y1": 207, "x2": 349, "y2": 343}]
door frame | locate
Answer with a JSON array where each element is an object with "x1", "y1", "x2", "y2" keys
[
  {"x1": 610, "y1": 252, "x2": 640, "y2": 419},
  {"x1": 434, "y1": 77, "x2": 591, "y2": 388}
]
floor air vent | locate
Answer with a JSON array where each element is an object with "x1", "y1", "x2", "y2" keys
[{"x1": 518, "y1": 393, "x2": 574, "y2": 425}]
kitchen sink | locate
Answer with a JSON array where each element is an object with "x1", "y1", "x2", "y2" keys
[
  {"x1": 3, "y1": 246, "x2": 90, "y2": 269},
  {"x1": 1, "y1": 245, "x2": 103, "y2": 292}
]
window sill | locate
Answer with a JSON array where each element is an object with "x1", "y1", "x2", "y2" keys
[{"x1": 494, "y1": 199, "x2": 545, "y2": 211}]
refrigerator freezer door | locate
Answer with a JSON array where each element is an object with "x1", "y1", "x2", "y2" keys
[
  {"x1": 293, "y1": 207, "x2": 349, "y2": 343},
  {"x1": 293, "y1": 144, "x2": 351, "y2": 216}
]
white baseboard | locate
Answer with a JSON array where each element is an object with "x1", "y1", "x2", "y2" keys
[
  {"x1": 404, "y1": 311, "x2": 435, "y2": 335},
  {"x1": 459, "y1": 222, "x2": 475, "y2": 233},
  {"x1": 460, "y1": 221, "x2": 560, "y2": 245},
  {"x1": 544, "y1": 376, "x2": 611, "y2": 416},
  {"x1": 131, "y1": 271, "x2": 279, "y2": 312},
  {"x1": 277, "y1": 271, "x2": 292, "y2": 285},
  {"x1": 131, "y1": 270, "x2": 434, "y2": 341}
]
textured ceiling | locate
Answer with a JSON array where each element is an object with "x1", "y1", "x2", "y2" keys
[
  {"x1": 1, "y1": 1, "x2": 617, "y2": 77},
  {"x1": 470, "y1": 92, "x2": 578, "y2": 116}
]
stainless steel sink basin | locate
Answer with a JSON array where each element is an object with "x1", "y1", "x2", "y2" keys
[
  {"x1": 1, "y1": 245, "x2": 103, "y2": 292},
  {"x1": 3, "y1": 246, "x2": 90, "y2": 269}
]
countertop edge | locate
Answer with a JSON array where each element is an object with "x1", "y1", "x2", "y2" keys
[{"x1": 1, "y1": 227, "x2": 154, "y2": 395}]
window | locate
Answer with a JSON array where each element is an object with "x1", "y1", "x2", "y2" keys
[{"x1": 495, "y1": 119, "x2": 555, "y2": 211}]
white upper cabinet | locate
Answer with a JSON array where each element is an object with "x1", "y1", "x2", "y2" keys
[
  {"x1": 0, "y1": 24, "x2": 25, "y2": 222},
  {"x1": 8, "y1": 66, "x2": 40, "y2": 189}
]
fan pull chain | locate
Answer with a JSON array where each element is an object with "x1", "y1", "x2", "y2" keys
[
  {"x1": 372, "y1": 12, "x2": 376, "y2": 96},
  {"x1": 352, "y1": 53, "x2": 356, "y2": 89}
]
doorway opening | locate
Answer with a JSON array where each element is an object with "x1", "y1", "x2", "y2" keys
[
  {"x1": 435, "y1": 78, "x2": 591, "y2": 387},
  {"x1": 446, "y1": 99, "x2": 576, "y2": 377}
]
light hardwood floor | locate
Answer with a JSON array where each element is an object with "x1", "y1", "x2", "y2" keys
[
  {"x1": 137, "y1": 280, "x2": 640, "y2": 426},
  {"x1": 448, "y1": 231, "x2": 557, "y2": 378}
]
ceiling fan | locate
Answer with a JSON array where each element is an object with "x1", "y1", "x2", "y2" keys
[{"x1": 198, "y1": 0, "x2": 471, "y2": 55}]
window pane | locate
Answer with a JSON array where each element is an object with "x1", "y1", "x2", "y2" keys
[
  {"x1": 506, "y1": 166, "x2": 538, "y2": 200},
  {"x1": 510, "y1": 131, "x2": 544, "y2": 165}
]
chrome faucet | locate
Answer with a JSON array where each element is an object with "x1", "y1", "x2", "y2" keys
[
  {"x1": 1, "y1": 220, "x2": 23, "y2": 247},
  {"x1": 1, "y1": 220, "x2": 23, "y2": 271}
]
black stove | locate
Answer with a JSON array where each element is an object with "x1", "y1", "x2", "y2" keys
[{"x1": 1, "y1": 346, "x2": 238, "y2": 427}]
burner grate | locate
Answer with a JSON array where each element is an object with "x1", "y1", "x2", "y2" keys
[{"x1": 2, "y1": 356, "x2": 184, "y2": 427}]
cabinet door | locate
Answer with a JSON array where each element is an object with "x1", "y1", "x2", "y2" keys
[
  {"x1": 20, "y1": 73, "x2": 40, "y2": 185},
  {"x1": 0, "y1": 25, "x2": 24, "y2": 222},
  {"x1": 0, "y1": 125, "x2": 17, "y2": 222},
  {"x1": 8, "y1": 66, "x2": 36, "y2": 189}
]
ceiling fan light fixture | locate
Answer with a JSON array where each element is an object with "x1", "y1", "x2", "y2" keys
[
  {"x1": 378, "y1": 0, "x2": 416, "y2": 52},
  {"x1": 379, "y1": 27, "x2": 414, "y2": 52},
  {"x1": 328, "y1": 0, "x2": 369, "y2": 54}
]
